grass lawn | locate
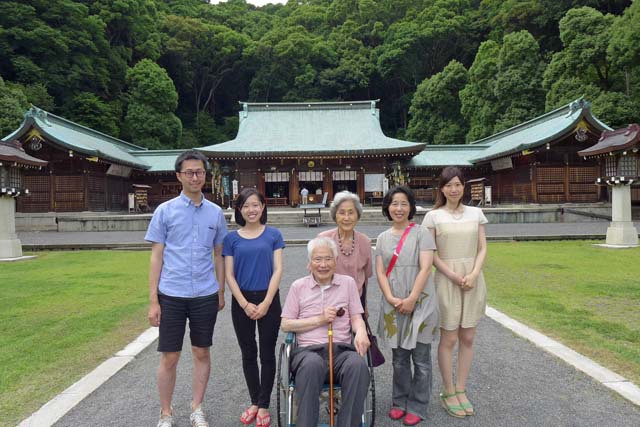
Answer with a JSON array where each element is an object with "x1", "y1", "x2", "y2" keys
[
  {"x1": 484, "y1": 240, "x2": 640, "y2": 385},
  {"x1": 0, "y1": 251, "x2": 150, "y2": 427}
]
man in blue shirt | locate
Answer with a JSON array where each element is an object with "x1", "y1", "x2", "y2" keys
[{"x1": 145, "y1": 150, "x2": 228, "y2": 427}]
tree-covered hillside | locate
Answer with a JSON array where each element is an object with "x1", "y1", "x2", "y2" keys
[{"x1": 1, "y1": 0, "x2": 638, "y2": 148}]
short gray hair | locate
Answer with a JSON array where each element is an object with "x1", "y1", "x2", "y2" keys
[
  {"x1": 329, "y1": 191, "x2": 363, "y2": 222},
  {"x1": 307, "y1": 237, "x2": 338, "y2": 260}
]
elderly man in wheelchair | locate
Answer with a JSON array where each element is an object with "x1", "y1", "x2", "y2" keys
[{"x1": 280, "y1": 237, "x2": 371, "y2": 427}]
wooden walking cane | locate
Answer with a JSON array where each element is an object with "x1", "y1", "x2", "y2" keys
[{"x1": 329, "y1": 307, "x2": 345, "y2": 427}]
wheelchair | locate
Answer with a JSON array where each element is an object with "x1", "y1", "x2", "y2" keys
[{"x1": 276, "y1": 332, "x2": 376, "y2": 427}]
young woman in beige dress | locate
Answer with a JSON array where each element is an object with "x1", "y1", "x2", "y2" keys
[{"x1": 422, "y1": 167, "x2": 488, "y2": 419}]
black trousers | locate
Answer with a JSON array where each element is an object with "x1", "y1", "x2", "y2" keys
[{"x1": 231, "y1": 290, "x2": 282, "y2": 409}]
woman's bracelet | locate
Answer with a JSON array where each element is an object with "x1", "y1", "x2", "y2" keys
[{"x1": 243, "y1": 301, "x2": 249, "y2": 309}]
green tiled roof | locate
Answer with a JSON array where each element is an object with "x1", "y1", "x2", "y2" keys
[
  {"x1": 2, "y1": 106, "x2": 150, "y2": 169},
  {"x1": 198, "y1": 101, "x2": 425, "y2": 158},
  {"x1": 407, "y1": 144, "x2": 490, "y2": 168},
  {"x1": 407, "y1": 98, "x2": 611, "y2": 168},
  {"x1": 130, "y1": 150, "x2": 183, "y2": 173},
  {"x1": 469, "y1": 98, "x2": 611, "y2": 163}
]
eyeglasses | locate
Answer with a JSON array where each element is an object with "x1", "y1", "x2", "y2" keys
[
  {"x1": 180, "y1": 170, "x2": 206, "y2": 178},
  {"x1": 311, "y1": 257, "x2": 335, "y2": 265}
]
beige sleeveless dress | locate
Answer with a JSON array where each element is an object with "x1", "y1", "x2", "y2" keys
[{"x1": 422, "y1": 206, "x2": 488, "y2": 330}]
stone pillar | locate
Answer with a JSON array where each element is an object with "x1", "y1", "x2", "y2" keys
[
  {"x1": 0, "y1": 197, "x2": 23, "y2": 259},
  {"x1": 606, "y1": 184, "x2": 638, "y2": 246}
]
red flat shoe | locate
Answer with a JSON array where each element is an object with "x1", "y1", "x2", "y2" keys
[
  {"x1": 389, "y1": 408, "x2": 405, "y2": 420},
  {"x1": 240, "y1": 407, "x2": 258, "y2": 425},
  {"x1": 403, "y1": 413, "x2": 422, "y2": 426},
  {"x1": 256, "y1": 412, "x2": 271, "y2": 427}
]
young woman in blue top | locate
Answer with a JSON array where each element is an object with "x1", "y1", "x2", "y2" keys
[{"x1": 223, "y1": 188, "x2": 285, "y2": 427}]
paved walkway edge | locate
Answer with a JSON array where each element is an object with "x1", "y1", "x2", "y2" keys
[
  {"x1": 486, "y1": 306, "x2": 640, "y2": 406},
  {"x1": 17, "y1": 327, "x2": 159, "y2": 427}
]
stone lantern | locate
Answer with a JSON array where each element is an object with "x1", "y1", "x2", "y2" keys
[
  {"x1": 578, "y1": 124, "x2": 639, "y2": 247},
  {"x1": 0, "y1": 140, "x2": 48, "y2": 260}
]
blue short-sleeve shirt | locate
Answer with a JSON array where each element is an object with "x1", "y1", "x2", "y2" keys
[
  {"x1": 145, "y1": 192, "x2": 228, "y2": 298},
  {"x1": 222, "y1": 226, "x2": 285, "y2": 291}
]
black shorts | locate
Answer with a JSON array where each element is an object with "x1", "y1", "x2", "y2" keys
[{"x1": 157, "y1": 292, "x2": 219, "y2": 352}]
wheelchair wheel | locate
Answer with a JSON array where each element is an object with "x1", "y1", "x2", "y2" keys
[
  {"x1": 362, "y1": 353, "x2": 376, "y2": 427},
  {"x1": 276, "y1": 343, "x2": 286, "y2": 427}
]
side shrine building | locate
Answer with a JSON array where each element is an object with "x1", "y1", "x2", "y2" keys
[{"x1": 3, "y1": 98, "x2": 635, "y2": 213}]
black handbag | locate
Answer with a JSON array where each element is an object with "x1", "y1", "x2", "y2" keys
[{"x1": 364, "y1": 317, "x2": 385, "y2": 367}]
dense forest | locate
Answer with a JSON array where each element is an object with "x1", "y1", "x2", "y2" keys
[{"x1": 1, "y1": 0, "x2": 639, "y2": 149}]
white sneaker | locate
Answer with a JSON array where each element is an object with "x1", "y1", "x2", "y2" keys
[
  {"x1": 190, "y1": 405, "x2": 209, "y2": 427},
  {"x1": 156, "y1": 412, "x2": 173, "y2": 427}
]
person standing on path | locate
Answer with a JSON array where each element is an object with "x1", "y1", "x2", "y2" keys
[
  {"x1": 300, "y1": 187, "x2": 309, "y2": 205},
  {"x1": 375, "y1": 186, "x2": 439, "y2": 426},
  {"x1": 145, "y1": 150, "x2": 228, "y2": 427},
  {"x1": 422, "y1": 167, "x2": 488, "y2": 419},
  {"x1": 223, "y1": 188, "x2": 285, "y2": 427},
  {"x1": 317, "y1": 191, "x2": 372, "y2": 313}
]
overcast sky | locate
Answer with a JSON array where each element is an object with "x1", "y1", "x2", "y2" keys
[{"x1": 209, "y1": 1, "x2": 287, "y2": 6}]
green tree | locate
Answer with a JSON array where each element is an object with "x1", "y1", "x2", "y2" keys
[
  {"x1": 247, "y1": 24, "x2": 332, "y2": 101},
  {"x1": 494, "y1": 30, "x2": 545, "y2": 132},
  {"x1": 406, "y1": 60, "x2": 469, "y2": 144},
  {"x1": 123, "y1": 59, "x2": 182, "y2": 149},
  {"x1": 375, "y1": 0, "x2": 478, "y2": 128},
  {"x1": 0, "y1": 1, "x2": 116, "y2": 105},
  {"x1": 161, "y1": 15, "x2": 249, "y2": 118},
  {"x1": 89, "y1": 0, "x2": 162, "y2": 61},
  {"x1": 125, "y1": 103, "x2": 182, "y2": 149},
  {"x1": 543, "y1": 6, "x2": 639, "y2": 127},
  {"x1": 459, "y1": 40, "x2": 500, "y2": 142},
  {"x1": 0, "y1": 76, "x2": 28, "y2": 137},
  {"x1": 62, "y1": 92, "x2": 120, "y2": 137},
  {"x1": 608, "y1": 1, "x2": 640, "y2": 96},
  {"x1": 7, "y1": 82, "x2": 55, "y2": 111}
]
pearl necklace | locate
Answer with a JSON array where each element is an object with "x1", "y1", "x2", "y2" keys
[{"x1": 337, "y1": 232, "x2": 356, "y2": 256}]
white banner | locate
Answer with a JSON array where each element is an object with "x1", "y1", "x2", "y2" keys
[{"x1": 364, "y1": 174, "x2": 384, "y2": 192}]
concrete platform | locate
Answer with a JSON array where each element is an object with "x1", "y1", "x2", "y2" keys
[{"x1": 15, "y1": 203, "x2": 627, "y2": 232}]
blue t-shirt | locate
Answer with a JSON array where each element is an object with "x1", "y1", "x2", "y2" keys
[{"x1": 222, "y1": 226, "x2": 285, "y2": 291}]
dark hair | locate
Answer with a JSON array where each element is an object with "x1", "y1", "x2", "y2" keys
[
  {"x1": 434, "y1": 166, "x2": 466, "y2": 209},
  {"x1": 382, "y1": 185, "x2": 416, "y2": 220},
  {"x1": 234, "y1": 187, "x2": 268, "y2": 226},
  {"x1": 174, "y1": 150, "x2": 210, "y2": 172}
]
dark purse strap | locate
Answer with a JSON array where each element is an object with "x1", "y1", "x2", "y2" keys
[{"x1": 385, "y1": 222, "x2": 416, "y2": 277}]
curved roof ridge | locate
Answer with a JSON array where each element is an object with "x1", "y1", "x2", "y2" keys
[
  {"x1": 28, "y1": 106, "x2": 148, "y2": 152},
  {"x1": 2, "y1": 106, "x2": 149, "y2": 169},
  {"x1": 470, "y1": 98, "x2": 587, "y2": 146},
  {"x1": 469, "y1": 98, "x2": 611, "y2": 163},
  {"x1": 239, "y1": 100, "x2": 379, "y2": 108}
]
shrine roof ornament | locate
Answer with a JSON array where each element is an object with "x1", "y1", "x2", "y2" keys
[{"x1": 0, "y1": 140, "x2": 48, "y2": 168}]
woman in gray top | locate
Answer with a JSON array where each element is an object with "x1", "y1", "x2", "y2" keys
[{"x1": 375, "y1": 186, "x2": 439, "y2": 426}]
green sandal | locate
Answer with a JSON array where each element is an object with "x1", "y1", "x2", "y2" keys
[
  {"x1": 439, "y1": 391, "x2": 466, "y2": 418},
  {"x1": 455, "y1": 390, "x2": 474, "y2": 416}
]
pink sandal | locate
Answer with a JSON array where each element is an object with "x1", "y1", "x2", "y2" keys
[
  {"x1": 256, "y1": 412, "x2": 271, "y2": 427},
  {"x1": 240, "y1": 407, "x2": 258, "y2": 425}
]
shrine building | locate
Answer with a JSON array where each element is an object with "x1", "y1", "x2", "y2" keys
[{"x1": 3, "y1": 98, "x2": 633, "y2": 213}]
